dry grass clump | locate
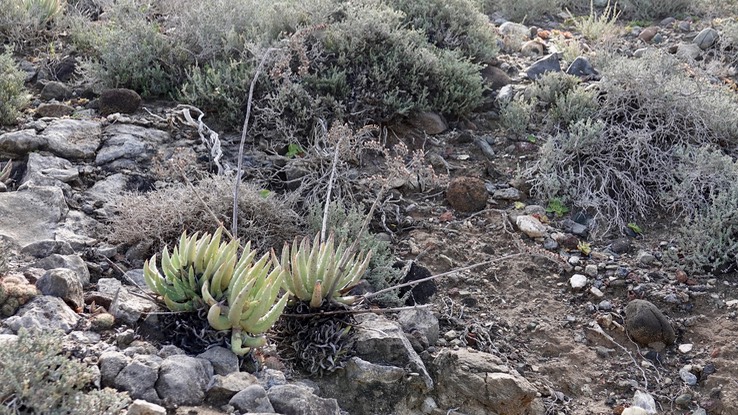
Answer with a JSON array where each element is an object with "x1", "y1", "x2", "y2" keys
[
  {"x1": 527, "y1": 50, "x2": 738, "y2": 238},
  {"x1": 570, "y1": 0, "x2": 622, "y2": 44},
  {"x1": 107, "y1": 175, "x2": 301, "y2": 256},
  {"x1": 0, "y1": 50, "x2": 29, "y2": 125},
  {"x1": 619, "y1": 0, "x2": 692, "y2": 19}
]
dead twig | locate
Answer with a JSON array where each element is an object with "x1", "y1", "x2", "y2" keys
[
  {"x1": 281, "y1": 304, "x2": 431, "y2": 318},
  {"x1": 361, "y1": 253, "x2": 525, "y2": 302}
]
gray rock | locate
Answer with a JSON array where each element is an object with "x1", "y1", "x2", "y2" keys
[
  {"x1": 36, "y1": 268, "x2": 84, "y2": 309},
  {"x1": 99, "y1": 88, "x2": 142, "y2": 116},
  {"x1": 584, "y1": 264, "x2": 598, "y2": 277},
  {"x1": 55, "y1": 210, "x2": 99, "y2": 250},
  {"x1": 694, "y1": 28, "x2": 719, "y2": 50},
  {"x1": 114, "y1": 354, "x2": 162, "y2": 402},
  {"x1": 397, "y1": 307, "x2": 440, "y2": 345},
  {"x1": 20, "y1": 152, "x2": 78, "y2": 188},
  {"x1": 408, "y1": 112, "x2": 447, "y2": 135},
  {"x1": 562, "y1": 219, "x2": 588, "y2": 236},
  {"x1": 625, "y1": 299, "x2": 676, "y2": 346},
  {"x1": 677, "y1": 21, "x2": 691, "y2": 32},
  {"x1": 158, "y1": 344, "x2": 185, "y2": 358},
  {"x1": 99, "y1": 350, "x2": 130, "y2": 387},
  {"x1": 679, "y1": 366, "x2": 698, "y2": 386},
  {"x1": 20, "y1": 239, "x2": 74, "y2": 258},
  {"x1": 230, "y1": 385, "x2": 275, "y2": 413},
  {"x1": 268, "y1": 384, "x2": 341, "y2": 415},
  {"x1": 636, "y1": 250, "x2": 656, "y2": 266},
  {"x1": 638, "y1": 26, "x2": 659, "y2": 43},
  {"x1": 40, "y1": 81, "x2": 73, "y2": 101},
  {"x1": 256, "y1": 368, "x2": 288, "y2": 390},
  {"x1": 566, "y1": 57, "x2": 598, "y2": 78},
  {"x1": 206, "y1": 372, "x2": 259, "y2": 405},
  {"x1": 126, "y1": 399, "x2": 167, "y2": 415},
  {"x1": 0, "y1": 129, "x2": 45, "y2": 158},
  {"x1": 0, "y1": 186, "x2": 67, "y2": 247},
  {"x1": 96, "y1": 124, "x2": 170, "y2": 169},
  {"x1": 198, "y1": 346, "x2": 240, "y2": 376},
  {"x1": 493, "y1": 187, "x2": 521, "y2": 201},
  {"x1": 569, "y1": 274, "x2": 588, "y2": 290},
  {"x1": 633, "y1": 47, "x2": 649, "y2": 58},
  {"x1": 430, "y1": 348, "x2": 541, "y2": 415},
  {"x1": 42, "y1": 119, "x2": 102, "y2": 160},
  {"x1": 33, "y1": 254, "x2": 90, "y2": 286},
  {"x1": 481, "y1": 66, "x2": 511, "y2": 90},
  {"x1": 98, "y1": 277, "x2": 158, "y2": 325},
  {"x1": 499, "y1": 22, "x2": 530, "y2": 41},
  {"x1": 344, "y1": 357, "x2": 406, "y2": 384},
  {"x1": 526, "y1": 54, "x2": 561, "y2": 80},
  {"x1": 36, "y1": 103, "x2": 75, "y2": 118},
  {"x1": 156, "y1": 355, "x2": 214, "y2": 407},
  {"x1": 676, "y1": 43, "x2": 702, "y2": 60},
  {"x1": 516, "y1": 215, "x2": 547, "y2": 238},
  {"x1": 610, "y1": 238, "x2": 632, "y2": 254},
  {"x1": 521, "y1": 40, "x2": 545, "y2": 56},
  {"x1": 85, "y1": 172, "x2": 128, "y2": 204},
  {"x1": 660, "y1": 17, "x2": 676, "y2": 27},
  {"x1": 4, "y1": 295, "x2": 80, "y2": 334}
]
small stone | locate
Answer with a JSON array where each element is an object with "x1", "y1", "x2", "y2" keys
[
  {"x1": 543, "y1": 238, "x2": 558, "y2": 251},
  {"x1": 569, "y1": 274, "x2": 587, "y2": 290},
  {"x1": 675, "y1": 269, "x2": 689, "y2": 284},
  {"x1": 679, "y1": 366, "x2": 698, "y2": 385},
  {"x1": 598, "y1": 300, "x2": 612, "y2": 311},
  {"x1": 499, "y1": 22, "x2": 530, "y2": 42},
  {"x1": 660, "y1": 17, "x2": 676, "y2": 26},
  {"x1": 229, "y1": 385, "x2": 274, "y2": 413},
  {"x1": 408, "y1": 112, "x2": 447, "y2": 135},
  {"x1": 694, "y1": 28, "x2": 719, "y2": 50},
  {"x1": 562, "y1": 219, "x2": 587, "y2": 236},
  {"x1": 677, "y1": 21, "x2": 691, "y2": 32},
  {"x1": 40, "y1": 81, "x2": 72, "y2": 101},
  {"x1": 566, "y1": 57, "x2": 598, "y2": 78},
  {"x1": 446, "y1": 177, "x2": 488, "y2": 213},
  {"x1": 726, "y1": 299, "x2": 738, "y2": 308},
  {"x1": 652, "y1": 33, "x2": 664, "y2": 44},
  {"x1": 636, "y1": 250, "x2": 656, "y2": 266},
  {"x1": 481, "y1": 66, "x2": 512, "y2": 90},
  {"x1": 526, "y1": 53, "x2": 561, "y2": 80},
  {"x1": 639, "y1": 27, "x2": 659, "y2": 42},
  {"x1": 515, "y1": 215, "x2": 547, "y2": 238},
  {"x1": 675, "y1": 394, "x2": 692, "y2": 408},
  {"x1": 610, "y1": 238, "x2": 632, "y2": 254},
  {"x1": 521, "y1": 40, "x2": 545, "y2": 56},
  {"x1": 90, "y1": 312, "x2": 115, "y2": 331},
  {"x1": 589, "y1": 286, "x2": 604, "y2": 298},
  {"x1": 99, "y1": 88, "x2": 142, "y2": 116},
  {"x1": 493, "y1": 187, "x2": 521, "y2": 200},
  {"x1": 584, "y1": 264, "x2": 598, "y2": 277},
  {"x1": 36, "y1": 103, "x2": 75, "y2": 118},
  {"x1": 625, "y1": 299, "x2": 676, "y2": 346},
  {"x1": 633, "y1": 48, "x2": 649, "y2": 58},
  {"x1": 568, "y1": 256, "x2": 580, "y2": 266},
  {"x1": 678, "y1": 344, "x2": 693, "y2": 354},
  {"x1": 622, "y1": 407, "x2": 649, "y2": 415},
  {"x1": 676, "y1": 43, "x2": 701, "y2": 60},
  {"x1": 127, "y1": 399, "x2": 166, "y2": 415},
  {"x1": 443, "y1": 330, "x2": 458, "y2": 341}
]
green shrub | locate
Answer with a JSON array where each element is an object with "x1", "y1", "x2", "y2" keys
[
  {"x1": 619, "y1": 0, "x2": 692, "y2": 18},
  {"x1": 0, "y1": 0, "x2": 64, "y2": 46},
  {"x1": 527, "y1": 71, "x2": 581, "y2": 106},
  {"x1": 492, "y1": 0, "x2": 563, "y2": 22},
  {"x1": 0, "y1": 329, "x2": 130, "y2": 414},
  {"x1": 71, "y1": 0, "x2": 186, "y2": 96},
  {"x1": 548, "y1": 84, "x2": 598, "y2": 129},
  {"x1": 499, "y1": 94, "x2": 536, "y2": 138},
  {"x1": 0, "y1": 50, "x2": 28, "y2": 125},
  {"x1": 388, "y1": 0, "x2": 498, "y2": 63},
  {"x1": 571, "y1": 0, "x2": 622, "y2": 43},
  {"x1": 527, "y1": 50, "x2": 738, "y2": 236}
]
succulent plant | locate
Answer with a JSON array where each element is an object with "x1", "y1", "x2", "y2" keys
[
  {"x1": 143, "y1": 227, "x2": 239, "y2": 312},
  {"x1": 0, "y1": 276, "x2": 39, "y2": 317},
  {"x1": 144, "y1": 227, "x2": 288, "y2": 355},
  {"x1": 281, "y1": 233, "x2": 372, "y2": 308},
  {"x1": 205, "y1": 251, "x2": 288, "y2": 354}
]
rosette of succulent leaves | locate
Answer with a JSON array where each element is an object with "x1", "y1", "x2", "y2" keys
[
  {"x1": 280, "y1": 232, "x2": 371, "y2": 309},
  {"x1": 143, "y1": 227, "x2": 288, "y2": 355}
]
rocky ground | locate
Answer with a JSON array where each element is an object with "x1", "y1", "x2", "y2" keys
[{"x1": 1, "y1": 8, "x2": 738, "y2": 415}]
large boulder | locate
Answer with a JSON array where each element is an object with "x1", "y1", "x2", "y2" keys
[
  {"x1": 42, "y1": 119, "x2": 102, "y2": 160},
  {"x1": 0, "y1": 186, "x2": 67, "y2": 247},
  {"x1": 430, "y1": 348, "x2": 543, "y2": 415}
]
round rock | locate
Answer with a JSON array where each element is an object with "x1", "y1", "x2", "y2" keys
[
  {"x1": 446, "y1": 177, "x2": 488, "y2": 213},
  {"x1": 694, "y1": 28, "x2": 719, "y2": 50},
  {"x1": 624, "y1": 299, "x2": 676, "y2": 346}
]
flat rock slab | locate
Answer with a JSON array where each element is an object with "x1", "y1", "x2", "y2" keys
[
  {"x1": 4, "y1": 295, "x2": 80, "y2": 334},
  {"x1": 0, "y1": 186, "x2": 67, "y2": 247},
  {"x1": 0, "y1": 129, "x2": 45, "y2": 158},
  {"x1": 42, "y1": 119, "x2": 102, "y2": 160}
]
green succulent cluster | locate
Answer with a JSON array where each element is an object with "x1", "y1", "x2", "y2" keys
[
  {"x1": 0, "y1": 276, "x2": 38, "y2": 317},
  {"x1": 281, "y1": 233, "x2": 371, "y2": 309},
  {"x1": 144, "y1": 228, "x2": 288, "y2": 355}
]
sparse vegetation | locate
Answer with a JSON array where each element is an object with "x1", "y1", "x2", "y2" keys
[
  {"x1": 0, "y1": 51, "x2": 29, "y2": 125},
  {"x1": 620, "y1": 0, "x2": 692, "y2": 19},
  {"x1": 570, "y1": 0, "x2": 622, "y2": 43},
  {"x1": 0, "y1": 329, "x2": 130, "y2": 414},
  {"x1": 492, "y1": 0, "x2": 564, "y2": 22},
  {"x1": 499, "y1": 94, "x2": 536, "y2": 138}
]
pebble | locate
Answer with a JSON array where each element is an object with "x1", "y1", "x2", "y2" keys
[
  {"x1": 694, "y1": 28, "x2": 719, "y2": 50},
  {"x1": 633, "y1": 47, "x2": 649, "y2": 58},
  {"x1": 584, "y1": 264, "x2": 598, "y2": 277},
  {"x1": 692, "y1": 408, "x2": 707, "y2": 415},
  {"x1": 443, "y1": 330, "x2": 458, "y2": 341},
  {"x1": 638, "y1": 26, "x2": 659, "y2": 43},
  {"x1": 679, "y1": 366, "x2": 698, "y2": 386},
  {"x1": 677, "y1": 21, "x2": 691, "y2": 32},
  {"x1": 526, "y1": 53, "x2": 561, "y2": 80},
  {"x1": 543, "y1": 238, "x2": 558, "y2": 250},
  {"x1": 569, "y1": 274, "x2": 588, "y2": 290},
  {"x1": 660, "y1": 17, "x2": 676, "y2": 26},
  {"x1": 568, "y1": 256, "x2": 580, "y2": 266},
  {"x1": 516, "y1": 215, "x2": 547, "y2": 238},
  {"x1": 566, "y1": 57, "x2": 598, "y2": 78},
  {"x1": 725, "y1": 299, "x2": 738, "y2": 308},
  {"x1": 678, "y1": 343, "x2": 693, "y2": 354},
  {"x1": 598, "y1": 300, "x2": 612, "y2": 311},
  {"x1": 589, "y1": 287, "x2": 604, "y2": 298},
  {"x1": 636, "y1": 250, "x2": 656, "y2": 266}
]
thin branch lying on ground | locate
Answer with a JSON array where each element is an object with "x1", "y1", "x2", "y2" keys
[{"x1": 282, "y1": 304, "x2": 432, "y2": 318}]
